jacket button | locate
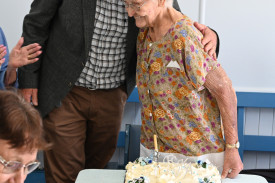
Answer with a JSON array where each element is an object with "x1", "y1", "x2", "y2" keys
[{"x1": 68, "y1": 82, "x2": 72, "y2": 87}]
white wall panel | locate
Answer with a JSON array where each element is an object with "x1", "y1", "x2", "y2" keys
[
  {"x1": 269, "y1": 152, "x2": 275, "y2": 169},
  {"x1": 178, "y1": 0, "x2": 199, "y2": 22},
  {"x1": 256, "y1": 152, "x2": 271, "y2": 169},
  {"x1": 133, "y1": 103, "x2": 142, "y2": 125},
  {"x1": 245, "y1": 108, "x2": 260, "y2": 135},
  {"x1": 259, "y1": 108, "x2": 274, "y2": 136},
  {"x1": 243, "y1": 151, "x2": 257, "y2": 169},
  {"x1": 205, "y1": 0, "x2": 275, "y2": 93},
  {"x1": 0, "y1": 0, "x2": 33, "y2": 48},
  {"x1": 121, "y1": 103, "x2": 136, "y2": 131}
]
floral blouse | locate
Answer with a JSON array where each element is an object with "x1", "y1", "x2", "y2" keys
[{"x1": 136, "y1": 15, "x2": 225, "y2": 156}]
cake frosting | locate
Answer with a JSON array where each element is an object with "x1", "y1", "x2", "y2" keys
[{"x1": 125, "y1": 156, "x2": 221, "y2": 183}]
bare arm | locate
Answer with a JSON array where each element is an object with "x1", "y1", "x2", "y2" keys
[
  {"x1": 204, "y1": 66, "x2": 243, "y2": 179},
  {"x1": 5, "y1": 37, "x2": 42, "y2": 88}
]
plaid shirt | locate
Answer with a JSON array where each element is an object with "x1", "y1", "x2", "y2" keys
[{"x1": 75, "y1": 0, "x2": 128, "y2": 89}]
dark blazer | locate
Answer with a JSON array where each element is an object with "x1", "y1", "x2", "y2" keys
[{"x1": 18, "y1": 0, "x2": 181, "y2": 117}]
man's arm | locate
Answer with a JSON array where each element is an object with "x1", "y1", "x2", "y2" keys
[
  {"x1": 19, "y1": 0, "x2": 61, "y2": 88},
  {"x1": 18, "y1": 0, "x2": 61, "y2": 105}
]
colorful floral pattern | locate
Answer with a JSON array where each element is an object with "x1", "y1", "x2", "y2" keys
[{"x1": 136, "y1": 15, "x2": 225, "y2": 156}]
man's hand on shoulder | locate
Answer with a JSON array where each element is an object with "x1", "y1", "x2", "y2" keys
[{"x1": 194, "y1": 22, "x2": 218, "y2": 60}]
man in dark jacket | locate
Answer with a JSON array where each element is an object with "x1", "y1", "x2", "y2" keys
[{"x1": 18, "y1": 0, "x2": 219, "y2": 182}]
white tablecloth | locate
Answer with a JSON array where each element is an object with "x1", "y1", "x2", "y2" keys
[
  {"x1": 76, "y1": 169, "x2": 268, "y2": 183},
  {"x1": 222, "y1": 174, "x2": 267, "y2": 183},
  {"x1": 76, "y1": 169, "x2": 125, "y2": 183}
]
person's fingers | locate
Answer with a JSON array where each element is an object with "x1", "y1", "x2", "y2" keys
[
  {"x1": 32, "y1": 89, "x2": 38, "y2": 106},
  {"x1": 14, "y1": 37, "x2": 24, "y2": 50},
  {"x1": 194, "y1": 21, "x2": 206, "y2": 32},
  {"x1": 27, "y1": 50, "x2": 42, "y2": 60},
  {"x1": 0, "y1": 48, "x2": 7, "y2": 54},
  {"x1": 221, "y1": 167, "x2": 230, "y2": 179},
  {"x1": 0, "y1": 50, "x2": 7, "y2": 60},
  {"x1": 0, "y1": 46, "x2": 4, "y2": 52},
  {"x1": 227, "y1": 168, "x2": 239, "y2": 179},
  {"x1": 201, "y1": 35, "x2": 211, "y2": 46},
  {"x1": 208, "y1": 47, "x2": 216, "y2": 59},
  {"x1": 20, "y1": 89, "x2": 32, "y2": 103},
  {"x1": 27, "y1": 45, "x2": 41, "y2": 54},
  {"x1": 213, "y1": 52, "x2": 217, "y2": 60},
  {"x1": 0, "y1": 47, "x2": 7, "y2": 59},
  {"x1": 27, "y1": 58, "x2": 39, "y2": 64},
  {"x1": 25, "y1": 43, "x2": 40, "y2": 52},
  {"x1": 203, "y1": 41, "x2": 213, "y2": 53},
  {"x1": 0, "y1": 58, "x2": 5, "y2": 66}
]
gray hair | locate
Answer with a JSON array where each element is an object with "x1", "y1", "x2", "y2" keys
[{"x1": 165, "y1": 0, "x2": 174, "y2": 7}]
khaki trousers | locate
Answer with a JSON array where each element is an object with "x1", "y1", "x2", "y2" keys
[{"x1": 43, "y1": 85, "x2": 127, "y2": 183}]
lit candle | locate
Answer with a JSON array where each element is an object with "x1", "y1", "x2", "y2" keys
[{"x1": 154, "y1": 134, "x2": 158, "y2": 152}]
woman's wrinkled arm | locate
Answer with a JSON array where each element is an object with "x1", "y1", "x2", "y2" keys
[{"x1": 204, "y1": 66, "x2": 243, "y2": 179}]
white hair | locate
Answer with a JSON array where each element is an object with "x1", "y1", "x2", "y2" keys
[{"x1": 165, "y1": 0, "x2": 174, "y2": 7}]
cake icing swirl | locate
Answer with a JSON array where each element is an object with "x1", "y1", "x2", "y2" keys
[{"x1": 125, "y1": 156, "x2": 221, "y2": 183}]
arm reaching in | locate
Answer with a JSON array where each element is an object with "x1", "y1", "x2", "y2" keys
[
  {"x1": 194, "y1": 22, "x2": 219, "y2": 60},
  {"x1": 204, "y1": 66, "x2": 243, "y2": 179},
  {"x1": 8, "y1": 37, "x2": 42, "y2": 68},
  {"x1": 5, "y1": 38, "x2": 42, "y2": 92}
]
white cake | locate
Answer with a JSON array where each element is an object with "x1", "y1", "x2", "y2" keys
[{"x1": 125, "y1": 156, "x2": 221, "y2": 183}]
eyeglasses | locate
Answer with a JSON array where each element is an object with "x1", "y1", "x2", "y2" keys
[
  {"x1": 0, "y1": 156, "x2": 40, "y2": 175},
  {"x1": 124, "y1": 0, "x2": 147, "y2": 11}
]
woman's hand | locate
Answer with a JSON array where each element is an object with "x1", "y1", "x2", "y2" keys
[
  {"x1": 8, "y1": 37, "x2": 42, "y2": 69},
  {"x1": 0, "y1": 44, "x2": 7, "y2": 66},
  {"x1": 222, "y1": 148, "x2": 243, "y2": 179},
  {"x1": 194, "y1": 22, "x2": 217, "y2": 60}
]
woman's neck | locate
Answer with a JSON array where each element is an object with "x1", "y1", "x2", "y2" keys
[{"x1": 148, "y1": 7, "x2": 182, "y2": 42}]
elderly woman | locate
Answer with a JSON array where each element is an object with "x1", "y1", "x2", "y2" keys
[
  {"x1": 125, "y1": 0, "x2": 243, "y2": 179},
  {"x1": 0, "y1": 90, "x2": 48, "y2": 183}
]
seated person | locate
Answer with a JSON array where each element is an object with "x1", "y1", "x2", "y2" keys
[
  {"x1": 0, "y1": 27, "x2": 42, "y2": 88},
  {"x1": 124, "y1": 0, "x2": 243, "y2": 179},
  {"x1": 0, "y1": 90, "x2": 49, "y2": 183}
]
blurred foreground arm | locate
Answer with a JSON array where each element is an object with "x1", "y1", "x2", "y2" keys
[{"x1": 5, "y1": 38, "x2": 42, "y2": 87}]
